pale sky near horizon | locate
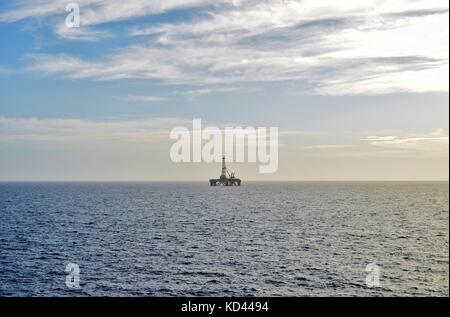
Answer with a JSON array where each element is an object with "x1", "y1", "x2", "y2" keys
[{"x1": 0, "y1": 0, "x2": 448, "y2": 181}]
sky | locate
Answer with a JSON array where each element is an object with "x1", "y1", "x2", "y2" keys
[{"x1": 0, "y1": 0, "x2": 448, "y2": 181}]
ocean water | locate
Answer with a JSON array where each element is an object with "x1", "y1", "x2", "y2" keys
[{"x1": 0, "y1": 182, "x2": 448, "y2": 297}]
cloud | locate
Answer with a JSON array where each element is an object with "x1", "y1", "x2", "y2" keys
[
  {"x1": 0, "y1": 116, "x2": 189, "y2": 143},
  {"x1": 0, "y1": 0, "x2": 231, "y2": 40},
  {"x1": 25, "y1": 54, "x2": 98, "y2": 79},
  {"x1": 179, "y1": 86, "x2": 258, "y2": 98},
  {"x1": 0, "y1": 0, "x2": 224, "y2": 24},
  {"x1": 301, "y1": 144, "x2": 355, "y2": 149},
  {"x1": 124, "y1": 95, "x2": 169, "y2": 102},
  {"x1": 289, "y1": 129, "x2": 449, "y2": 159},
  {"x1": 5, "y1": 0, "x2": 450, "y2": 94},
  {"x1": 280, "y1": 130, "x2": 329, "y2": 136},
  {"x1": 26, "y1": 52, "x2": 186, "y2": 81},
  {"x1": 362, "y1": 129, "x2": 449, "y2": 153},
  {"x1": 54, "y1": 24, "x2": 114, "y2": 41}
]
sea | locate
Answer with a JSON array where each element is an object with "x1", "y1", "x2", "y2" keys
[{"x1": 0, "y1": 182, "x2": 448, "y2": 297}]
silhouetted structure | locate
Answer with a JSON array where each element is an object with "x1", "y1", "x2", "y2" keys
[{"x1": 209, "y1": 156, "x2": 241, "y2": 186}]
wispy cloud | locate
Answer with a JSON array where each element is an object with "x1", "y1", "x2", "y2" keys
[
  {"x1": 179, "y1": 86, "x2": 259, "y2": 98},
  {"x1": 301, "y1": 144, "x2": 355, "y2": 150},
  {"x1": 124, "y1": 95, "x2": 169, "y2": 102},
  {"x1": 0, "y1": 0, "x2": 225, "y2": 24},
  {"x1": 362, "y1": 129, "x2": 449, "y2": 153},
  {"x1": 55, "y1": 24, "x2": 114, "y2": 41},
  {"x1": 4, "y1": 0, "x2": 450, "y2": 95},
  {"x1": 0, "y1": 116, "x2": 189, "y2": 143},
  {"x1": 0, "y1": 0, "x2": 231, "y2": 40}
]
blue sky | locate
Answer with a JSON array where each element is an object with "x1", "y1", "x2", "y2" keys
[{"x1": 0, "y1": 0, "x2": 448, "y2": 181}]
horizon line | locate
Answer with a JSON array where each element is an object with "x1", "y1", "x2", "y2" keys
[{"x1": 0, "y1": 180, "x2": 448, "y2": 183}]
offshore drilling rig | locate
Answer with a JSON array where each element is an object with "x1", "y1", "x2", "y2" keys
[{"x1": 209, "y1": 156, "x2": 241, "y2": 186}]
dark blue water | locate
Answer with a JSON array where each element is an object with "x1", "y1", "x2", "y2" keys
[{"x1": 0, "y1": 182, "x2": 448, "y2": 296}]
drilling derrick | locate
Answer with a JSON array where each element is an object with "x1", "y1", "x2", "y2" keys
[
  {"x1": 221, "y1": 156, "x2": 227, "y2": 179},
  {"x1": 209, "y1": 156, "x2": 241, "y2": 186}
]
